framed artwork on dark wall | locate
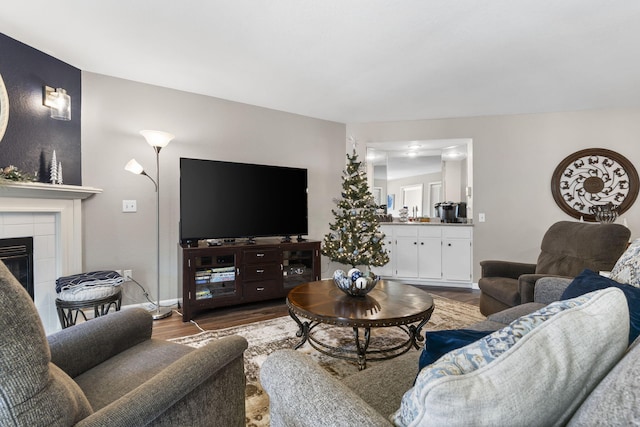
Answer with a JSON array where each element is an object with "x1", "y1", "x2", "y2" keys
[{"x1": 551, "y1": 148, "x2": 639, "y2": 222}]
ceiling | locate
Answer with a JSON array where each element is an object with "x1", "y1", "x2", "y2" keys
[{"x1": 2, "y1": 1, "x2": 640, "y2": 123}]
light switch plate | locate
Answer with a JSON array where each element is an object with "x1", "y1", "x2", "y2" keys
[{"x1": 122, "y1": 200, "x2": 137, "y2": 212}]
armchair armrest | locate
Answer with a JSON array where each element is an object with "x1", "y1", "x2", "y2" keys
[
  {"x1": 76, "y1": 335, "x2": 248, "y2": 427},
  {"x1": 480, "y1": 260, "x2": 536, "y2": 279},
  {"x1": 48, "y1": 308, "x2": 152, "y2": 378},
  {"x1": 519, "y1": 274, "x2": 572, "y2": 304},
  {"x1": 261, "y1": 350, "x2": 392, "y2": 427},
  {"x1": 534, "y1": 277, "x2": 573, "y2": 304}
]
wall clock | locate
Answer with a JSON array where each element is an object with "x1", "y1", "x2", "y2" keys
[
  {"x1": 0, "y1": 73, "x2": 8, "y2": 143},
  {"x1": 551, "y1": 148, "x2": 639, "y2": 222}
]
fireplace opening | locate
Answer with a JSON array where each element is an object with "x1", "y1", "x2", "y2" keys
[{"x1": 0, "y1": 237, "x2": 34, "y2": 299}]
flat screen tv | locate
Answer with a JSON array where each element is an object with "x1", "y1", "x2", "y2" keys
[{"x1": 179, "y1": 157, "x2": 308, "y2": 243}]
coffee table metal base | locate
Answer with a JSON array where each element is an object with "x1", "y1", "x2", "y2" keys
[{"x1": 289, "y1": 308, "x2": 429, "y2": 370}]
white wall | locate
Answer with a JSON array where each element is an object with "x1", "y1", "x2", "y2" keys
[
  {"x1": 348, "y1": 108, "x2": 640, "y2": 282},
  {"x1": 81, "y1": 72, "x2": 346, "y2": 305}
]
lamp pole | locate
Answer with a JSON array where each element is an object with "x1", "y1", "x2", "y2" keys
[
  {"x1": 126, "y1": 130, "x2": 174, "y2": 320},
  {"x1": 151, "y1": 144, "x2": 172, "y2": 320}
]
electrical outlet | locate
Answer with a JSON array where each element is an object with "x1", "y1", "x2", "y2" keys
[
  {"x1": 123, "y1": 269, "x2": 133, "y2": 281},
  {"x1": 122, "y1": 200, "x2": 137, "y2": 213},
  {"x1": 478, "y1": 213, "x2": 486, "y2": 222}
]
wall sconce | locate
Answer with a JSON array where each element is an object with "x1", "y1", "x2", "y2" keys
[{"x1": 43, "y1": 86, "x2": 71, "y2": 121}]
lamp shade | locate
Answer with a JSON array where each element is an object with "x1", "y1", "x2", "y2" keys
[
  {"x1": 140, "y1": 130, "x2": 174, "y2": 148},
  {"x1": 125, "y1": 158, "x2": 145, "y2": 175}
]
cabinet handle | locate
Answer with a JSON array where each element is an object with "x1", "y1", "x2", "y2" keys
[
  {"x1": 256, "y1": 269, "x2": 265, "y2": 273},
  {"x1": 448, "y1": 243, "x2": 452, "y2": 246},
  {"x1": 421, "y1": 242, "x2": 424, "y2": 245},
  {"x1": 256, "y1": 253, "x2": 265, "y2": 257},
  {"x1": 257, "y1": 287, "x2": 265, "y2": 291},
  {"x1": 414, "y1": 242, "x2": 417, "y2": 245}
]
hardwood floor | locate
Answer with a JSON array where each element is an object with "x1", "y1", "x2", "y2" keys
[{"x1": 151, "y1": 286, "x2": 480, "y2": 340}]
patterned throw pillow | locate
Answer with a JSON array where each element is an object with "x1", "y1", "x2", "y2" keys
[
  {"x1": 610, "y1": 238, "x2": 640, "y2": 287},
  {"x1": 391, "y1": 288, "x2": 629, "y2": 427}
]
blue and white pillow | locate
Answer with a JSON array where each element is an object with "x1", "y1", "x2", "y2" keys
[
  {"x1": 610, "y1": 238, "x2": 640, "y2": 287},
  {"x1": 391, "y1": 288, "x2": 629, "y2": 427}
]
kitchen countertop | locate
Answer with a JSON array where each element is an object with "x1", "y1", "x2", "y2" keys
[{"x1": 378, "y1": 221, "x2": 473, "y2": 226}]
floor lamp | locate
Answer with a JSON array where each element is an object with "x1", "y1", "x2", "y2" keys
[{"x1": 125, "y1": 130, "x2": 175, "y2": 320}]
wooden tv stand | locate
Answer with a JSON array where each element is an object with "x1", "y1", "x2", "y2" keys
[{"x1": 179, "y1": 239, "x2": 320, "y2": 322}]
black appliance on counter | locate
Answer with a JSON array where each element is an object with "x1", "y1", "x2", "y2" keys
[{"x1": 435, "y1": 202, "x2": 467, "y2": 223}]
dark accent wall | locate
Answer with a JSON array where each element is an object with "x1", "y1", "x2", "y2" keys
[{"x1": 0, "y1": 33, "x2": 81, "y2": 185}]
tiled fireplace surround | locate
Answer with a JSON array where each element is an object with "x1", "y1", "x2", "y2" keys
[{"x1": 0, "y1": 183, "x2": 101, "y2": 334}]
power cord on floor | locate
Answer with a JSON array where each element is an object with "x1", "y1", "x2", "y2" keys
[
  {"x1": 169, "y1": 308, "x2": 207, "y2": 332},
  {"x1": 128, "y1": 277, "x2": 177, "y2": 309}
]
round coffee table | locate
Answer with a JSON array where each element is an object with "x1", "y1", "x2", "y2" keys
[{"x1": 287, "y1": 279, "x2": 434, "y2": 370}]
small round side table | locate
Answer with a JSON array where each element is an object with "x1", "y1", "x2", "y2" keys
[{"x1": 55, "y1": 289, "x2": 122, "y2": 329}]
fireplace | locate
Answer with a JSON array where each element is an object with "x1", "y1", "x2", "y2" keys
[
  {"x1": 0, "y1": 181, "x2": 102, "y2": 334},
  {"x1": 0, "y1": 237, "x2": 34, "y2": 299}
]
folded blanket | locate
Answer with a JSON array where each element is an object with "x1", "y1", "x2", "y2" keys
[{"x1": 56, "y1": 270, "x2": 124, "y2": 293}]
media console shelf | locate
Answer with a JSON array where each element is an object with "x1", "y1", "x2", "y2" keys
[{"x1": 179, "y1": 239, "x2": 320, "y2": 321}]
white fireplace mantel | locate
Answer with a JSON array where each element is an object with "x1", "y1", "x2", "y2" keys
[{"x1": 0, "y1": 181, "x2": 102, "y2": 200}]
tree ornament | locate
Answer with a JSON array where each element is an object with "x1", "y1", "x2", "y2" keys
[
  {"x1": 50, "y1": 150, "x2": 58, "y2": 184},
  {"x1": 57, "y1": 162, "x2": 63, "y2": 185}
]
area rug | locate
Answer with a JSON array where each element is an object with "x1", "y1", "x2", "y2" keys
[{"x1": 169, "y1": 295, "x2": 485, "y2": 427}]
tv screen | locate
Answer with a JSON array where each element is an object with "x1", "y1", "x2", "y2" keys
[{"x1": 179, "y1": 158, "x2": 308, "y2": 243}]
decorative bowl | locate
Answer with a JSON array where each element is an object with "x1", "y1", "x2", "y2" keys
[
  {"x1": 333, "y1": 268, "x2": 379, "y2": 297},
  {"x1": 591, "y1": 203, "x2": 618, "y2": 223}
]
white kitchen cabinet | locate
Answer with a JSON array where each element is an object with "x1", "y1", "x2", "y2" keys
[
  {"x1": 376, "y1": 224, "x2": 473, "y2": 287},
  {"x1": 417, "y1": 226, "x2": 442, "y2": 279},
  {"x1": 442, "y1": 226, "x2": 472, "y2": 282},
  {"x1": 375, "y1": 225, "x2": 394, "y2": 277},
  {"x1": 394, "y1": 226, "x2": 419, "y2": 278}
]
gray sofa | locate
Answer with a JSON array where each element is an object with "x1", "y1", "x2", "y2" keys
[
  {"x1": 261, "y1": 277, "x2": 639, "y2": 426},
  {"x1": 0, "y1": 260, "x2": 248, "y2": 426}
]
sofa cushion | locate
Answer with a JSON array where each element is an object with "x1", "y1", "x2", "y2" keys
[
  {"x1": 609, "y1": 238, "x2": 640, "y2": 287},
  {"x1": 567, "y1": 336, "x2": 640, "y2": 426},
  {"x1": 561, "y1": 268, "x2": 640, "y2": 344},
  {"x1": 418, "y1": 329, "x2": 491, "y2": 371},
  {"x1": 391, "y1": 288, "x2": 629, "y2": 427},
  {"x1": 0, "y1": 261, "x2": 93, "y2": 425}
]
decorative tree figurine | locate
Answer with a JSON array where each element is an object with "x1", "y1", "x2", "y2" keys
[
  {"x1": 57, "y1": 162, "x2": 63, "y2": 185},
  {"x1": 323, "y1": 149, "x2": 389, "y2": 275},
  {"x1": 50, "y1": 150, "x2": 58, "y2": 184}
]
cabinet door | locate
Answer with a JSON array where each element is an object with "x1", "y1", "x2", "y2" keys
[
  {"x1": 418, "y1": 237, "x2": 442, "y2": 279},
  {"x1": 395, "y1": 235, "x2": 419, "y2": 278},
  {"x1": 374, "y1": 225, "x2": 394, "y2": 277},
  {"x1": 281, "y1": 242, "x2": 320, "y2": 289},
  {"x1": 442, "y1": 237, "x2": 472, "y2": 281},
  {"x1": 417, "y1": 226, "x2": 442, "y2": 279}
]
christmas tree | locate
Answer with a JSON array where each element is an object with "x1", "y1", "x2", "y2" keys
[{"x1": 322, "y1": 150, "x2": 389, "y2": 269}]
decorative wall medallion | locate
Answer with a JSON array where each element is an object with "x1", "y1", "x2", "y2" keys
[
  {"x1": 0, "y1": 73, "x2": 8, "y2": 143},
  {"x1": 551, "y1": 148, "x2": 639, "y2": 222}
]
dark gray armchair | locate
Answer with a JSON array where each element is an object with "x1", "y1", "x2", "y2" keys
[
  {"x1": 0, "y1": 260, "x2": 248, "y2": 426},
  {"x1": 478, "y1": 221, "x2": 630, "y2": 316}
]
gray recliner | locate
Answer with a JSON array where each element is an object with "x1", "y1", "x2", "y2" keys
[
  {"x1": 478, "y1": 221, "x2": 630, "y2": 316},
  {"x1": 0, "y1": 260, "x2": 248, "y2": 426}
]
